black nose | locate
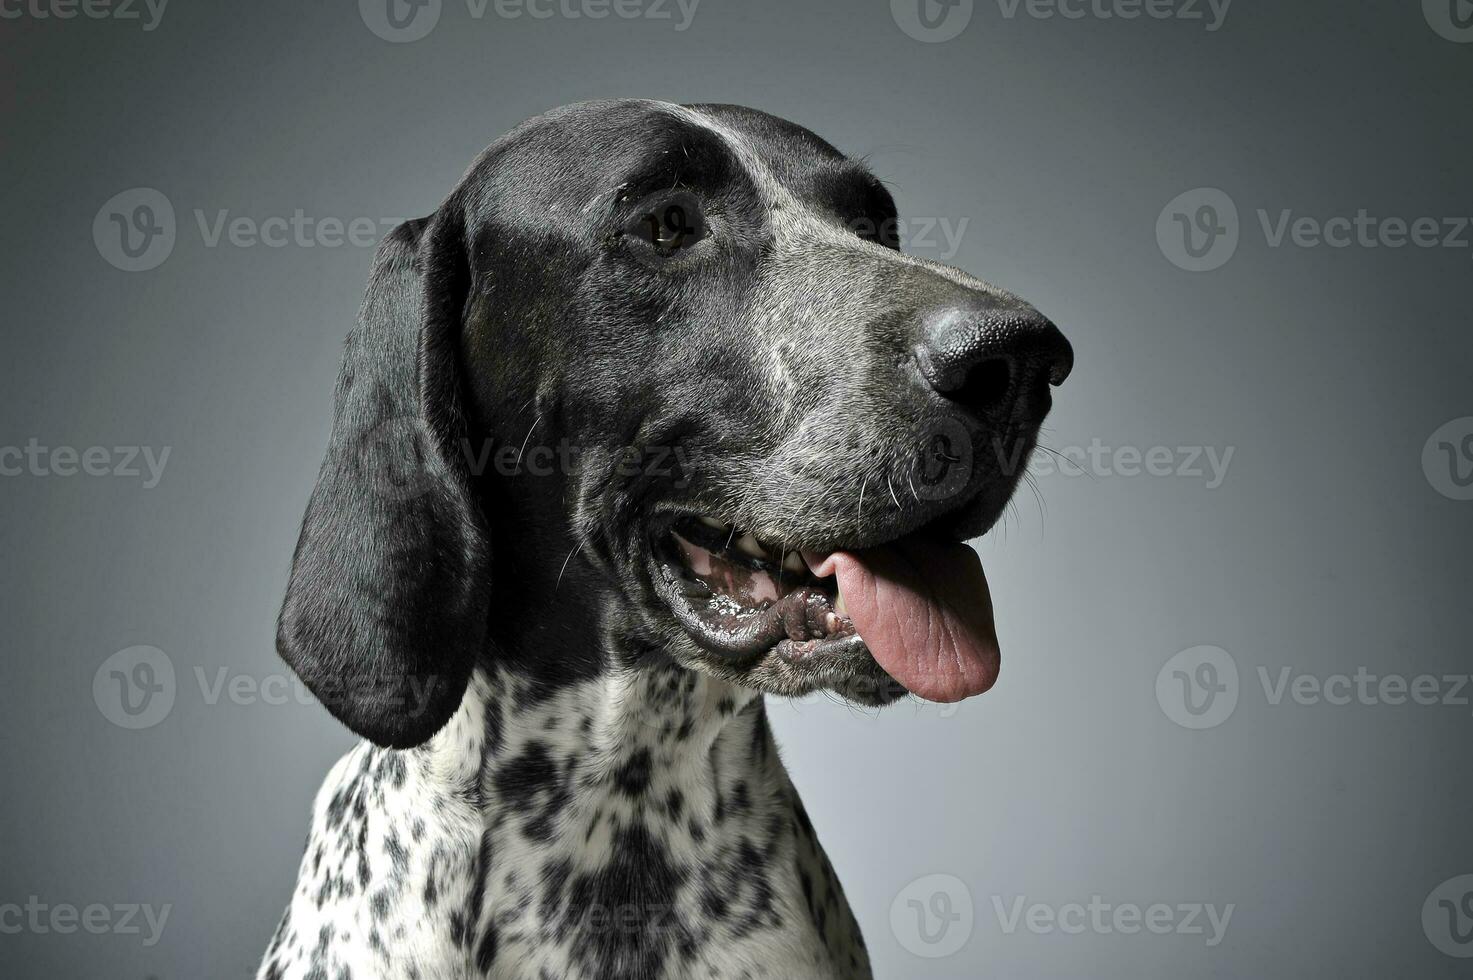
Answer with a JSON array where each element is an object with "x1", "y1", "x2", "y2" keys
[{"x1": 915, "y1": 294, "x2": 1073, "y2": 424}]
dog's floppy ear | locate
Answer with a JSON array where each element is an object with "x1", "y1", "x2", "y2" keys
[{"x1": 277, "y1": 204, "x2": 490, "y2": 749}]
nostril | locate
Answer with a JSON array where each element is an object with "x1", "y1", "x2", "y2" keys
[
  {"x1": 954, "y1": 357, "x2": 1013, "y2": 417},
  {"x1": 916, "y1": 298, "x2": 1071, "y2": 419}
]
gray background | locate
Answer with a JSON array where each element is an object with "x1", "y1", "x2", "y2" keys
[{"x1": 2, "y1": 0, "x2": 1470, "y2": 976}]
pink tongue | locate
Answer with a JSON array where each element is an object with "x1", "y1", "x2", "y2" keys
[{"x1": 807, "y1": 539, "x2": 1000, "y2": 703}]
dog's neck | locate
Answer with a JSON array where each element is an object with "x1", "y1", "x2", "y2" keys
[
  {"x1": 402, "y1": 659, "x2": 809, "y2": 958},
  {"x1": 445, "y1": 655, "x2": 778, "y2": 820}
]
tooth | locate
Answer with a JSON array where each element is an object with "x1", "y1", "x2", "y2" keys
[
  {"x1": 782, "y1": 551, "x2": 805, "y2": 574},
  {"x1": 824, "y1": 612, "x2": 841, "y2": 635},
  {"x1": 834, "y1": 590, "x2": 848, "y2": 617},
  {"x1": 699, "y1": 516, "x2": 730, "y2": 533},
  {"x1": 734, "y1": 533, "x2": 767, "y2": 559}
]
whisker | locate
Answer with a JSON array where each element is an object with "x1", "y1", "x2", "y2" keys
[
  {"x1": 1022, "y1": 470, "x2": 1047, "y2": 525},
  {"x1": 515, "y1": 414, "x2": 542, "y2": 468},
  {"x1": 1036, "y1": 443, "x2": 1094, "y2": 482},
  {"x1": 555, "y1": 542, "x2": 583, "y2": 591}
]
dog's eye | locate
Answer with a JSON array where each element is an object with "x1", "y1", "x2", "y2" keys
[{"x1": 625, "y1": 192, "x2": 708, "y2": 257}]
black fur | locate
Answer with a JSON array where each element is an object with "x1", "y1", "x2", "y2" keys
[{"x1": 278, "y1": 211, "x2": 489, "y2": 748}]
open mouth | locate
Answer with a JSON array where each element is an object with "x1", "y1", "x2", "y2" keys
[
  {"x1": 649, "y1": 513, "x2": 1002, "y2": 704},
  {"x1": 651, "y1": 515, "x2": 862, "y2": 661}
]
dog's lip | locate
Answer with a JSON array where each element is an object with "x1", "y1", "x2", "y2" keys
[{"x1": 772, "y1": 631, "x2": 869, "y2": 665}]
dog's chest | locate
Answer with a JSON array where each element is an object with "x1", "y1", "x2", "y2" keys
[{"x1": 261, "y1": 668, "x2": 872, "y2": 980}]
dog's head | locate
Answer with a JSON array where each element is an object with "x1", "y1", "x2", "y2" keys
[{"x1": 278, "y1": 100, "x2": 1072, "y2": 748}]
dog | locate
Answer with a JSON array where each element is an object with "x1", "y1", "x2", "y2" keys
[{"x1": 257, "y1": 99, "x2": 1072, "y2": 980}]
